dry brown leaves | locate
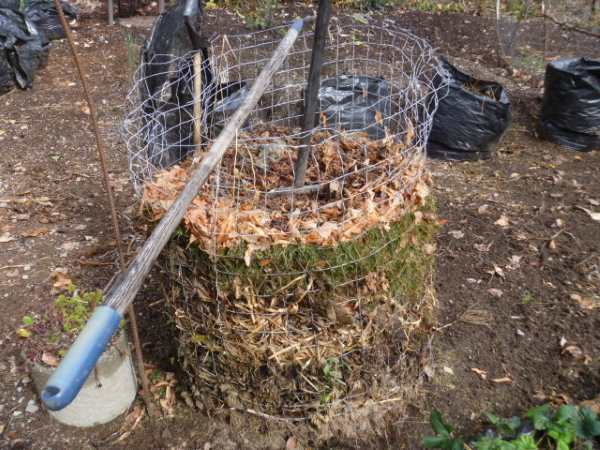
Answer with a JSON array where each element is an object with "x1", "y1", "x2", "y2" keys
[
  {"x1": 142, "y1": 128, "x2": 429, "y2": 265},
  {"x1": 52, "y1": 268, "x2": 73, "y2": 291}
]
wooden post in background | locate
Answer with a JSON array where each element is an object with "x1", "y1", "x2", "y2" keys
[
  {"x1": 193, "y1": 52, "x2": 203, "y2": 148},
  {"x1": 108, "y1": 0, "x2": 114, "y2": 25},
  {"x1": 293, "y1": 0, "x2": 331, "y2": 188}
]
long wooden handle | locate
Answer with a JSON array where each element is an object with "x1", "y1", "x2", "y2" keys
[
  {"x1": 41, "y1": 18, "x2": 305, "y2": 411},
  {"x1": 108, "y1": 18, "x2": 305, "y2": 314}
]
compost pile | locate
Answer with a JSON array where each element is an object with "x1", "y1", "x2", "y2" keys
[
  {"x1": 127, "y1": 19, "x2": 447, "y2": 419},
  {"x1": 142, "y1": 125, "x2": 439, "y2": 418}
]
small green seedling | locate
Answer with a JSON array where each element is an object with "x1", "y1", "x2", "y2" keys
[
  {"x1": 424, "y1": 404, "x2": 600, "y2": 450},
  {"x1": 423, "y1": 410, "x2": 465, "y2": 450}
]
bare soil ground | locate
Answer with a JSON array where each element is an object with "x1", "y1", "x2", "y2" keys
[{"x1": 0, "y1": 5, "x2": 599, "y2": 449}]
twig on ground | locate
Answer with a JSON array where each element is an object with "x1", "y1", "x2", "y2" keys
[{"x1": 543, "y1": 13, "x2": 600, "y2": 39}]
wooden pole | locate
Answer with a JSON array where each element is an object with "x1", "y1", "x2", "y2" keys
[
  {"x1": 108, "y1": 0, "x2": 114, "y2": 25},
  {"x1": 107, "y1": 18, "x2": 304, "y2": 314},
  {"x1": 193, "y1": 52, "x2": 203, "y2": 148},
  {"x1": 293, "y1": 0, "x2": 331, "y2": 188}
]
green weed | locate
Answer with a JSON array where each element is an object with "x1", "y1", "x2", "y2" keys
[{"x1": 424, "y1": 404, "x2": 600, "y2": 450}]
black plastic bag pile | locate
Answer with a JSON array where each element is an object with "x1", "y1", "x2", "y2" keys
[
  {"x1": 427, "y1": 59, "x2": 511, "y2": 161},
  {"x1": 24, "y1": 0, "x2": 77, "y2": 41},
  {"x1": 0, "y1": 0, "x2": 76, "y2": 95},
  {"x1": 318, "y1": 74, "x2": 392, "y2": 139},
  {"x1": 539, "y1": 58, "x2": 600, "y2": 152}
]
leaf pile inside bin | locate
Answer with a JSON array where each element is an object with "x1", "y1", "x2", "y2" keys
[{"x1": 144, "y1": 127, "x2": 439, "y2": 419}]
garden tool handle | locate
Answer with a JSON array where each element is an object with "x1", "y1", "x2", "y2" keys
[
  {"x1": 40, "y1": 17, "x2": 305, "y2": 412},
  {"x1": 41, "y1": 306, "x2": 122, "y2": 411}
]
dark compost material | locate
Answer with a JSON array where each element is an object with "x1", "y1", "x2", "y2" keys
[
  {"x1": 539, "y1": 58, "x2": 600, "y2": 152},
  {"x1": 318, "y1": 74, "x2": 391, "y2": 139},
  {"x1": 427, "y1": 59, "x2": 511, "y2": 161}
]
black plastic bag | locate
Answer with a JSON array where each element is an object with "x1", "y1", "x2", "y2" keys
[
  {"x1": 24, "y1": 0, "x2": 77, "y2": 41},
  {"x1": 0, "y1": 0, "x2": 19, "y2": 10},
  {"x1": 146, "y1": 82, "x2": 249, "y2": 169},
  {"x1": 539, "y1": 58, "x2": 600, "y2": 152},
  {"x1": 9, "y1": 36, "x2": 48, "y2": 88},
  {"x1": 318, "y1": 75, "x2": 392, "y2": 139},
  {"x1": 141, "y1": 1, "x2": 217, "y2": 169},
  {"x1": 0, "y1": 8, "x2": 34, "y2": 48},
  {"x1": 140, "y1": 0, "x2": 211, "y2": 111},
  {"x1": 207, "y1": 80, "x2": 248, "y2": 134},
  {"x1": 146, "y1": 102, "x2": 195, "y2": 169},
  {"x1": 427, "y1": 59, "x2": 511, "y2": 161},
  {"x1": 0, "y1": 51, "x2": 14, "y2": 94},
  {"x1": 0, "y1": 7, "x2": 48, "y2": 89}
]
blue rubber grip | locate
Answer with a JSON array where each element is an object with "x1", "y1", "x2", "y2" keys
[{"x1": 41, "y1": 306, "x2": 123, "y2": 411}]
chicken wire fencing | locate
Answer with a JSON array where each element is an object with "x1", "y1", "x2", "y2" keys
[
  {"x1": 125, "y1": 22, "x2": 448, "y2": 193},
  {"x1": 126, "y1": 22, "x2": 449, "y2": 416}
]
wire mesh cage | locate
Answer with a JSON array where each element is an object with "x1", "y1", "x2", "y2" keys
[
  {"x1": 126, "y1": 22, "x2": 448, "y2": 193},
  {"x1": 126, "y1": 21, "x2": 448, "y2": 418}
]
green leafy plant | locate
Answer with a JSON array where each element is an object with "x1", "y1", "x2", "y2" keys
[
  {"x1": 320, "y1": 357, "x2": 346, "y2": 404},
  {"x1": 423, "y1": 410, "x2": 465, "y2": 450},
  {"x1": 486, "y1": 413, "x2": 522, "y2": 436},
  {"x1": 243, "y1": 0, "x2": 277, "y2": 30},
  {"x1": 22, "y1": 315, "x2": 35, "y2": 327},
  {"x1": 424, "y1": 405, "x2": 600, "y2": 450},
  {"x1": 54, "y1": 284, "x2": 103, "y2": 333}
]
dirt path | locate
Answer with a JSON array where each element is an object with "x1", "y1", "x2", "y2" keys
[{"x1": 0, "y1": 7, "x2": 599, "y2": 449}]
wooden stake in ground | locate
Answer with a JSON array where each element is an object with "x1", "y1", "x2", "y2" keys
[
  {"x1": 293, "y1": 0, "x2": 331, "y2": 188},
  {"x1": 52, "y1": 0, "x2": 156, "y2": 415},
  {"x1": 193, "y1": 52, "x2": 203, "y2": 149},
  {"x1": 41, "y1": 17, "x2": 306, "y2": 412}
]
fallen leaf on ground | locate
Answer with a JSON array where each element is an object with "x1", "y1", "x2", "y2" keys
[
  {"x1": 34, "y1": 197, "x2": 53, "y2": 207},
  {"x1": 570, "y1": 293, "x2": 599, "y2": 310},
  {"x1": 576, "y1": 206, "x2": 600, "y2": 222},
  {"x1": 560, "y1": 336, "x2": 567, "y2": 347},
  {"x1": 488, "y1": 288, "x2": 503, "y2": 298},
  {"x1": 443, "y1": 366, "x2": 454, "y2": 375},
  {"x1": 580, "y1": 398, "x2": 600, "y2": 415},
  {"x1": 477, "y1": 204, "x2": 489, "y2": 214},
  {"x1": 16, "y1": 328, "x2": 32, "y2": 338},
  {"x1": 423, "y1": 365, "x2": 435, "y2": 380},
  {"x1": 21, "y1": 227, "x2": 49, "y2": 238},
  {"x1": 492, "y1": 264, "x2": 505, "y2": 278},
  {"x1": 41, "y1": 352, "x2": 59, "y2": 367},
  {"x1": 471, "y1": 368, "x2": 487, "y2": 380},
  {"x1": 424, "y1": 243, "x2": 436, "y2": 255},
  {"x1": 449, "y1": 230, "x2": 464, "y2": 239},
  {"x1": 506, "y1": 255, "x2": 522, "y2": 270},
  {"x1": 113, "y1": 404, "x2": 145, "y2": 444},
  {"x1": 491, "y1": 377, "x2": 512, "y2": 384},
  {"x1": 474, "y1": 243, "x2": 492, "y2": 252},
  {"x1": 562, "y1": 345, "x2": 590, "y2": 364},
  {"x1": 0, "y1": 232, "x2": 15, "y2": 243},
  {"x1": 52, "y1": 269, "x2": 72, "y2": 290},
  {"x1": 494, "y1": 215, "x2": 510, "y2": 227},
  {"x1": 286, "y1": 436, "x2": 300, "y2": 450}
]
